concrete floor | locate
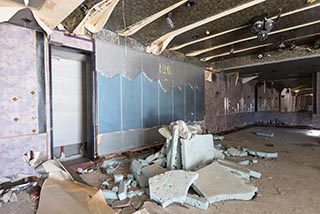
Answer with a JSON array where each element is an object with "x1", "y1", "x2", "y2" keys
[
  {"x1": 1, "y1": 127, "x2": 320, "y2": 213},
  {"x1": 203, "y1": 127, "x2": 320, "y2": 214}
]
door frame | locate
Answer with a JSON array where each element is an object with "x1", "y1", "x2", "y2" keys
[{"x1": 49, "y1": 45, "x2": 95, "y2": 160}]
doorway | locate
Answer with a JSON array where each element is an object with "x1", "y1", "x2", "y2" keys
[{"x1": 50, "y1": 46, "x2": 95, "y2": 160}]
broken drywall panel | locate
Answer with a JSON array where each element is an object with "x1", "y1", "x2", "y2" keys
[
  {"x1": 0, "y1": 23, "x2": 39, "y2": 137},
  {"x1": 247, "y1": 150, "x2": 278, "y2": 158},
  {"x1": 141, "y1": 164, "x2": 167, "y2": 178},
  {"x1": 149, "y1": 170, "x2": 199, "y2": 208},
  {"x1": 192, "y1": 162, "x2": 258, "y2": 204},
  {"x1": 142, "y1": 52, "x2": 160, "y2": 81},
  {"x1": 122, "y1": 47, "x2": 143, "y2": 80},
  {"x1": 98, "y1": 72, "x2": 121, "y2": 133},
  {"x1": 217, "y1": 159, "x2": 261, "y2": 180},
  {"x1": 0, "y1": 133, "x2": 47, "y2": 177},
  {"x1": 96, "y1": 40, "x2": 126, "y2": 78},
  {"x1": 172, "y1": 61, "x2": 186, "y2": 89},
  {"x1": 167, "y1": 126, "x2": 181, "y2": 170},
  {"x1": 180, "y1": 134, "x2": 214, "y2": 171},
  {"x1": 96, "y1": 39, "x2": 204, "y2": 92},
  {"x1": 256, "y1": 132, "x2": 274, "y2": 138},
  {"x1": 49, "y1": 30, "x2": 93, "y2": 52},
  {"x1": 185, "y1": 194, "x2": 209, "y2": 210}
]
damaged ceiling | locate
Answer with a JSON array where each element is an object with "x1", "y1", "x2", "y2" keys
[{"x1": 2, "y1": 0, "x2": 320, "y2": 89}]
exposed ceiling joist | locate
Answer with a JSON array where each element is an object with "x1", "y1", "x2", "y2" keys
[
  {"x1": 169, "y1": 2, "x2": 320, "y2": 52},
  {"x1": 187, "y1": 19, "x2": 320, "y2": 57},
  {"x1": 202, "y1": 33, "x2": 320, "y2": 62},
  {"x1": 119, "y1": 0, "x2": 188, "y2": 37},
  {"x1": 201, "y1": 43, "x2": 273, "y2": 62},
  {"x1": 73, "y1": 0, "x2": 120, "y2": 35},
  {"x1": 145, "y1": 0, "x2": 266, "y2": 55}
]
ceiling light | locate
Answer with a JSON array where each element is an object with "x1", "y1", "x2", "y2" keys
[
  {"x1": 251, "y1": 15, "x2": 277, "y2": 41},
  {"x1": 206, "y1": 30, "x2": 210, "y2": 35},
  {"x1": 187, "y1": 19, "x2": 320, "y2": 56},
  {"x1": 171, "y1": 2, "x2": 320, "y2": 51},
  {"x1": 257, "y1": 53, "x2": 264, "y2": 59},
  {"x1": 257, "y1": 30, "x2": 268, "y2": 41}
]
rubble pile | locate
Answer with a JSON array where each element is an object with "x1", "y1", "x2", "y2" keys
[{"x1": 0, "y1": 121, "x2": 279, "y2": 213}]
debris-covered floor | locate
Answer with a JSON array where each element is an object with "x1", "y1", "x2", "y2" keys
[{"x1": 1, "y1": 126, "x2": 320, "y2": 214}]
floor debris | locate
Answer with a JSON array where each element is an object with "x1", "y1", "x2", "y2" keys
[
  {"x1": 247, "y1": 149, "x2": 278, "y2": 158},
  {"x1": 192, "y1": 162, "x2": 258, "y2": 204},
  {"x1": 149, "y1": 170, "x2": 199, "y2": 208},
  {"x1": 118, "y1": 181, "x2": 128, "y2": 200},
  {"x1": 256, "y1": 132, "x2": 274, "y2": 138},
  {"x1": 36, "y1": 159, "x2": 116, "y2": 214},
  {"x1": 180, "y1": 134, "x2": 214, "y2": 170},
  {"x1": 184, "y1": 193, "x2": 209, "y2": 210},
  {"x1": 217, "y1": 159, "x2": 262, "y2": 180},
  {"x1": 213, "y1": 135, "x2": 224, "y2": 141}
]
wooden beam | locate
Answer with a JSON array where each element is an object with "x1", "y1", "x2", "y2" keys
[
  {"x1": 187, "y1": 20, "x2": 320, "y2": 57},
  {"x1": 145, "y1": 0, "x2": 266, "y2": 55},
  {"x1": 170, "y1": 2, "x2": 320, "y2": 51},
  {"x1": 119, "y1": 0, "x2": 188, "y2": 37},
  {"x1": 73, "y1": 0, "x2": 120, "y2": 35}
]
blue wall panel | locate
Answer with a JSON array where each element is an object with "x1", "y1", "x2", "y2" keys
[
  {"x1": 122, "y1": 74, "x2": 142, "y2": 130},
  {"x1": 142, "y1": 75, "x2": 159, "y2": 128},
  {"x1": 98, "y1": 73, "x2": 121, "y2": 133},
  {"x1": 159, "y1": 89, "x2": 173, "y2": 125},
  {"x1": 173, "y1": 87, "x2": 185, "y2": 121},
  {"x1": 185, "y1": 85, "x2": 196, "y2": 122}
]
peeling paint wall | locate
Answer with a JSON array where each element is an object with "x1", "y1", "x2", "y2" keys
[
  {"x1": 0, "y1": 23, "x2": 47, "y2": 177},
  {"x1": 205, "y1": 74, "x2": 256, "y2": 133},
  {"x1": 96, "y1": 40, "x2": 204, "y2": 155},
  {"x1": 257, "y1": 83, "x2": 280, "y2": 112}
]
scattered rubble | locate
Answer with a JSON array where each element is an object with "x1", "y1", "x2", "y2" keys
[
  {"x1": 192, "y1": 162, "x2": 258, "y2": 204},
  {"x1": 213, "y1": 135, "x2": 224, "y2": 141},
  {"x1": 226, "y1": 147, "x2": 248, "y2": 157},
  {"x1": 256, "y1": 132, "x2": 274, "y2": 138},
  {"x1": 247, "y1": 149, "x2": 278, "y2": 158},
  {"x1": 185, "y1": 194, "x2": 209, "y2": 210},
  {"x1": 180, "y1": 134, "x2": 214, "y2": 170},
  {"x1": 149, "y1": 170, "x2": 199, "y2": 208},
  {"x1": 217, "y1": 159, "x2": 262, "y2": 180}
]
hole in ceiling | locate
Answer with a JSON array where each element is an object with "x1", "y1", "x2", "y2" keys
[{"x1": 185, "y1": 1, "x2": 195, "y2": 7}]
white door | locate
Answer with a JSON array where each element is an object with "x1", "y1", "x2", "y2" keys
[{"x1": 51, "y1": 52, "x2": 87, "y2": 147}]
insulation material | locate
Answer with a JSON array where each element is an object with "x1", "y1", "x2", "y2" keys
[
  {"x1": 0, "y1": 24, "x2": 39, "y2": 137},
  {"x1": 37, "y1": 160, "x2": 115, "y2": 214},
  {"x1": 0, "y1": 0, "x2": 83, "y2": 34}
]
